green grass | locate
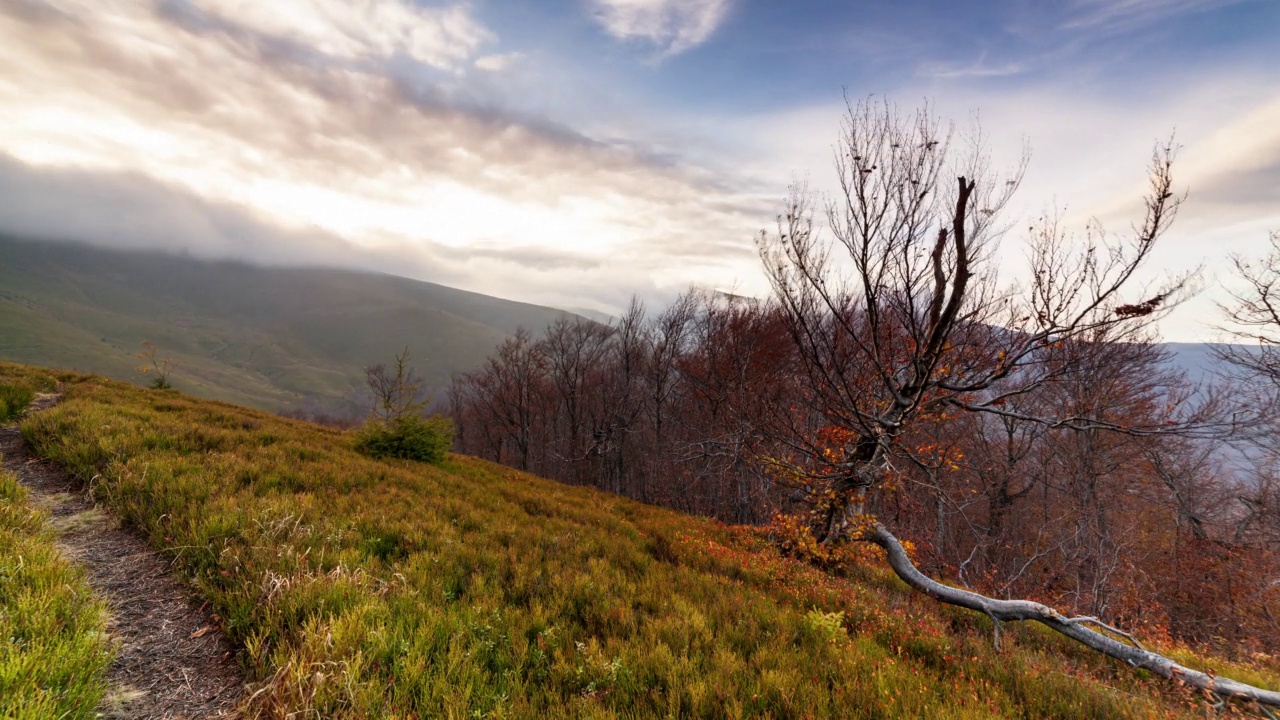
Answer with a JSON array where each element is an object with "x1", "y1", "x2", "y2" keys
[
  {"x1": 5, "y1": 361, "x2": 1277, "y2": 718},
  {"x1": 0, "y1": 369, "x2": 55, "y2": 422},
  {"x1": 0, "y1": 460, "x2": 113, "y2": 719},
  {"x1": 0, "y1": 383, "x2": 34, "y2": 423}
]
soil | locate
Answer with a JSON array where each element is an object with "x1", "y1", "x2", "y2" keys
[{"x1": 0, "y1": 393, "x2": 246, "y2": 719}]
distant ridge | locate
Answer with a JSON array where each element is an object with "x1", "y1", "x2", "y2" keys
[{"x1": 0, "y1": 235, "x2": 576, "y2": 415}]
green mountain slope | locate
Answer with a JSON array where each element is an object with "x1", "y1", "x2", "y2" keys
[{"x1": 0, "y1": 236, "x2": 574, "y2": 413}]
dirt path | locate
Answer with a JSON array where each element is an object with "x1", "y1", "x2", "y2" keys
[{"x1": 1, "y1": 394, "x2": 245, "y2": 719}]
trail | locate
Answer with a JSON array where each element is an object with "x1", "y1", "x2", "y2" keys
[{"x1": 1, "y1": 394, "x2": 245, "y2": 719}]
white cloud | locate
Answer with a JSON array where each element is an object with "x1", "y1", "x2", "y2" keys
[
  {"x1": 474, "y1": 52, "x2": 522, "y2": 72},
  {"x1": 589, "y1": 0, "x2": 731, "y2": 57},
  {"x1": 193, "y1": 0, "x2": 493, "y2": 69},
  {"x1": 1063, "y1": 0, "x2": 1244, "y2": 32},
  {"x1": 918, "y1": 54, "x2": 1024, "y2": 80}
]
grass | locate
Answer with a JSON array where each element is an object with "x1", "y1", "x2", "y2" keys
[
  {"x1": 0, "y1": 383, "x2": 34, "y2": 423},
  {"x1": 0, "y1": 370, "x2": 55, "y2": 422},
  {"x1": 0, "y1": 367, "x2": 59, "y2": 423},
  {"x1": 4, "y1": 361, "x2": 1277, "y2": 718},
  {"x1": 0, "y1": 378, "x2": 113, "y2": 719}
]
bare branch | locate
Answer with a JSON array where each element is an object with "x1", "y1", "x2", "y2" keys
[{"x1": 868, "y1": 523, "x2": 1280, "y2": 708}]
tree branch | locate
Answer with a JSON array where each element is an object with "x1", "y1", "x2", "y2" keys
[{"x1": 867, "y1": 522, "x2": 1280, "y2": 708}]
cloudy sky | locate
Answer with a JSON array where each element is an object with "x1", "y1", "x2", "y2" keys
[{"x1": 1, "y1": 0, "x2": 1278, "y2": 339}]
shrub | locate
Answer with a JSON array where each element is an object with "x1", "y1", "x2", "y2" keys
[
  {"x1": 353, "y1": 415, "x2": 454, "y2": 464},
  {"x1": 136, "y1": 340, "x2": 179, "y2": 390},
  {"x1": 803, "y1": 608, "x2": 847, "y2": 644}
]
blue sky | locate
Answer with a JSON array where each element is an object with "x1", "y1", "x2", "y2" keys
[{"x1": 0, "y1": 0, "x2": 1277, "y2": 339}]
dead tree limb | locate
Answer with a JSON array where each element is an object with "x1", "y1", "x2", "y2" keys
[{"x1": 868, "y1": 522, "x2": 1280, "y2": 708}]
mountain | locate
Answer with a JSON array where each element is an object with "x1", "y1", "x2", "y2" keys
[
  {"x1": 1163, "y1": 342, "x2": 1230, "y2": 384},
  {"x1": 0, "y1": 236, "x2": 576, "y2": 415}
]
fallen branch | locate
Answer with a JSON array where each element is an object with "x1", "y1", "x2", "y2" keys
[{"x1": 867, "y1": 522, "x2": 1280, "y2": 709}]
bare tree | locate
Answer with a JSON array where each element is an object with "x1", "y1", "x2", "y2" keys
[
  {"x1": 592, "y1": 299, "x2": 648, "y2": 496},
  {"x1": 462, "y1": 330, "x2": 548, "y2": 472},
  {"x1": 136, "y1": 340, "x2": 181, "y2": 390},
  {"x1": 1217, "y1": 232, "x2": 1280, "y2": 450},
  {"x1": 1217, "y1": 232, "x2": 1280, "y2": 383},
  {"x1": 365, "y1": 347, "x2": 427, "y2": 421},
  {"x1": 758, "y1": 97, "x2": 1276, "y2": 706},
  {"x1": 542, "y1": 317, "x2": 614, "y2": 477},
  {"x1": 1215, "y1": 231, "x2": 1280, "y2": 643}
]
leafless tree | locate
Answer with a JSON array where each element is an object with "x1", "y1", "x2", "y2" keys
[
  {"x1": 460, "y1": 330, "x2": 548, "y2": 472},
  {"x1": 543, "y1": 317, "x2": 614, "y2": 475},
  {"x1": 1215, "y1": 231, "x2": 1280, "y2": 640},
  {"x1": 758, "y1": 97, "x2": 1276, "y2": 706},
  {"x1": 365, "y1": 347, "x2": 427, "y2": 421},
  {"x1": 1216, "y1": 232, "x2": 1280, "y2": 451},
  {"x1": 1217, "y1": 232, "x2": 1280, "y2": 382},
  {"x1": 136, "y1": 340, "x2": 181, "y2": 390}
]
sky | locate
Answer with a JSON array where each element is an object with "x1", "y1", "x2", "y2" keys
[{"x1": 1, "y1": 0, "x2": 1278, "y2": 340}]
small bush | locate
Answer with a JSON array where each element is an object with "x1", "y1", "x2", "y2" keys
[
  {"x1": 353, "y1": 415, "x2": 454, "y2": 464},
  {"x1": 804, "y1": 608, "x2": 847, "y2": 644},
  {"x1": 0, "y1": 383, "x2": 36, "y2": 423}
]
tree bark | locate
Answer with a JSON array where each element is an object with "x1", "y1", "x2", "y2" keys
[{"x1": 867, "y1": 522, "x2": 1280, "y2": 708}]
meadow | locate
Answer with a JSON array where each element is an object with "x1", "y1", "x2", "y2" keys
[{"x1": 2, "y1": 361, "x2": 1277, "y2": 718}]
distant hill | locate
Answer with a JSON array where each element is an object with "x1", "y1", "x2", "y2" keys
[
  {"x1": 1163, "y1": 342, "x2": 1235, "y2": 383},
  {"x1": 0, "y1": 236, "x2": 576, "y2": 415}
]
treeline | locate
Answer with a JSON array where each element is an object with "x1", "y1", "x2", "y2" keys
[
  {"x1": 448, "y1": 289, "x2": 1280, "y2": 654},
  {"x1": 449, "y1": 291, "x2": 786, "y2": 523}
]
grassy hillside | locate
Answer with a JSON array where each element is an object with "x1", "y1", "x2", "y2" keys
[
  {"x1": 6, "y1": 362, "x2": 1278, "y2": 718},
  {"x1": 0, "y1": 236, "x2": 575, "y2": 414}
]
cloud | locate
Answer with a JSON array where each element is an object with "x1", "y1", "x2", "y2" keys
[
  {"x1": 1062, "y1": 0, "x2": 1245, "y2": 32},
  {"x1": 0, "y1": 154, "x2": 373, "y2": 269},
  {"x1": 918, "y1": 54, "x2": 1025, "y2": 80},
  {"x1": 589, "y1": 0, "x2": 730, "y2": 57},
  {"x1": 190, "y1": 0, "x2": 493, "y2": 69},
  {"x1": 0, "y1": 0, "x2": 772, "y2": 316},
  {"x1": 0, "y1": 153, "x2": 747, "y2": 314},
  {"x1": 474, "y1": 52, "x2": 522, "y2": 72}
]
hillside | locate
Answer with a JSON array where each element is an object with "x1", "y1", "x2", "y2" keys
[
  {"x1": 4, "y1": 361, "x2": 1278, "y2": 718},
  {"x1": 0, "y1": 236, "x2": 576, "y2": 415}
]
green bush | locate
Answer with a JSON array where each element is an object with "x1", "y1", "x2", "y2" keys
[
  {"x1": 353, "y1": 415, "x2": 454, "y2": 464},
  {"x1": 0, "y1": 383, "x2": 36, "y2": 423}
]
